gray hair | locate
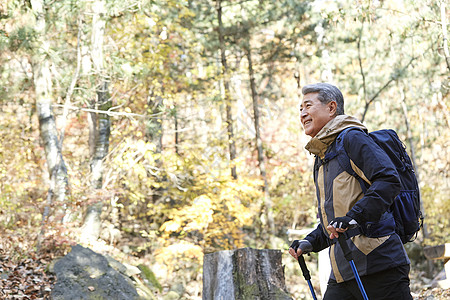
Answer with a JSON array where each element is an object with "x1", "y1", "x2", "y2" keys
[{"x1": 302, "y1": 83, "x2": 345, "y2": 115}]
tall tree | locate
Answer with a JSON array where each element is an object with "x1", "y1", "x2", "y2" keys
[
  {"x1": 81, "y1": 0, "x2": 111, "y2": 242},
  {"x1": 146, "y1": 88, "x2": 165, "y2": 203},
  {"x1": 244, "y1": 36, "x2": 275, "y2": 244},
  {"x1": 30, "y1": 0, "x2": 69, "y2": 225},
  {"x1": 217, "y1": 0, "x2": 237, "y2": 179}
]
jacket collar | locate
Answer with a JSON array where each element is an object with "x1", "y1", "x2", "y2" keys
[{"x1": 305, "y1": 115, "x2": 367, "y2": 158}]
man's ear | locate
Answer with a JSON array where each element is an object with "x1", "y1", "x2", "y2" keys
[{"x1": 328, "y1": 101, "x2": 337, "y2": 116}]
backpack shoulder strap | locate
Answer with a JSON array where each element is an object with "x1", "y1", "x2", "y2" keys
[{"x1": 335, "y1": 127, "x2": 369, "y2": 193}]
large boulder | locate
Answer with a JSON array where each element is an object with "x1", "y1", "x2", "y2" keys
[{"x1": 51, "y1": 244, "x2": 140, "y2": 300}]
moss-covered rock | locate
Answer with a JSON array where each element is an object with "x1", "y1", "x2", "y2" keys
[{"x1": 138, "y1": 264, "x2": 162, "y2": 292}]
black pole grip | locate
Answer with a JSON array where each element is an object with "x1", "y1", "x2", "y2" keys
[
  {"x1": 338, "y1": 234, "x2": 353, "y2": 262},
  {"x1": 297, "y1": 255, "x2": 311, "y2": 280}
]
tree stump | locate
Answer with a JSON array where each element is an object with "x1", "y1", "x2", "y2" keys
[
  {"x1": 424, "y1": 243, "x2": 450, "y2": 289},
  {"x1": 202, "y1": 248, "x2": 292, "y2": 300}
]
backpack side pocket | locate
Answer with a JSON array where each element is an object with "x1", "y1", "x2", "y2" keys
[{"x1": 392, "y1": 190, "x2": 420, "y2": 243}]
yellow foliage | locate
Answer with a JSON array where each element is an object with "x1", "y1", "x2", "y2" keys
[
  {"x1": 160, "y1": 217, "x2": 182, "y2": 232},
  {"x1": 154, "y1": 240, "x2": 204, "y2": 274},
  {"x1": 108, "y1": 137, "x2": 162, "y2": 204},
  {"x1": 182, "y1": 196, "x2": 214, "y2": 232},
  {"x1": 158, "y1": 172, "x2": 261, "y2": 254}
]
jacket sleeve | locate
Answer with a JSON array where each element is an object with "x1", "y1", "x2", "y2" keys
[
  {"x1": 343, "y1": 129, "x2": 401, "y2": 225},
  {"x1": 304, "y1": 223, "x2": 331, "y2": 252}
]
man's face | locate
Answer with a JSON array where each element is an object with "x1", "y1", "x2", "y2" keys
[{"x1": 300, "y1": 92, "x2": 335, "y2": 137}]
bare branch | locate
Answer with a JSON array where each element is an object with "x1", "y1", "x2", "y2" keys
[
  {"x1": 52, "y1": 104, "x2": 164, "y2": 119},
  {"x1": 361, "y1": 56, "x2": 417, "y2": 122}
]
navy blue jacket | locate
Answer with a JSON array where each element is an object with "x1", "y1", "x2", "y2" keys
[{"x1": 304, "y1": 115, "x2": 409, "y2": 283}]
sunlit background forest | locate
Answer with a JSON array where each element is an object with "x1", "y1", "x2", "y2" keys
[{"x1": 1, "y1": 0, "x2": 449, "y2": 299}]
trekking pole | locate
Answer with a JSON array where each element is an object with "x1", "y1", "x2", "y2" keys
[
  {"x1": 297, "y1": 255, "x2": 318, "y2": 300},
  {"x1": 338, "y1": 234, "x2": 369, "y2": 300}
]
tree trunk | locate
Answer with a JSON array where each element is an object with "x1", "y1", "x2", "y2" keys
[
  {"x1": 31, "y1": 0, "x2": 69, "y2": 225},
  {"x1": 217, "y1": 0, "x2": 237, "y2": 179},
  {"x1": 81, "y1": 0, "x2": 110, "y2": 242},
  {"x1": 146, "y1": 92, "x2": 164, "y2": 155},
  {"x1": 146, "y1": 90, "x2": 166, "y2": 204},
  {"x1": 90, "y1": 83, "x2": 111, "y2": 189},
  {"x1": 245, "y1": 43, "x2": 275, "y2": 244},
  {"x1": 82, "y1": 83, "x2": 111, "y2": 241},
  {"x1": 174, "y1": 106, "x2": 180, "y2": 155},
  {"x1": 37, "y1": 100, "x2": 69, "y2": 217},
  {"x1": 202, "y1": 248, "x2": 292, "y2": 300}
]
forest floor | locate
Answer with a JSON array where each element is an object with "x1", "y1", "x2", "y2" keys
[{"x1": 0, "y1": 229, "x2": 448, "y2": 299}]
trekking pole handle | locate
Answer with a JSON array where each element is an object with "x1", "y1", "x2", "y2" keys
[
  {"x1": 338, "y1": 234, "x2": 353, "y2": 262},
  {"x1": 297, "y1": 255, "x2": 311, "y2": 281}
]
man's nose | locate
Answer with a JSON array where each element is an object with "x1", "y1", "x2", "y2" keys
[{"x1": 300, "y1": 109, "x2": 307, "y2": 119}]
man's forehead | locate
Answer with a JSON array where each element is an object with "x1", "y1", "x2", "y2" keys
[{"x1": 301, "y1": 92, "x2": 319, "y2": 104}]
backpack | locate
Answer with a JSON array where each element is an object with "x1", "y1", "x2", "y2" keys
[{"x1": 335, "y1": 127, "x2": 423, "y2": 244}]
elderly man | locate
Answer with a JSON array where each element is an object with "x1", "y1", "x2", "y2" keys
[{"x1": 289, "y1": 83, "x2": 412, "y2": 299}]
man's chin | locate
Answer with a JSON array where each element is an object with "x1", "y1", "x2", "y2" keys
[
  {"x1": 304, "y1": 129, "x2": 315, "y2": 137},
  {"x1": 303, "y1": 126, "x2": 312, "y2": 136}
]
